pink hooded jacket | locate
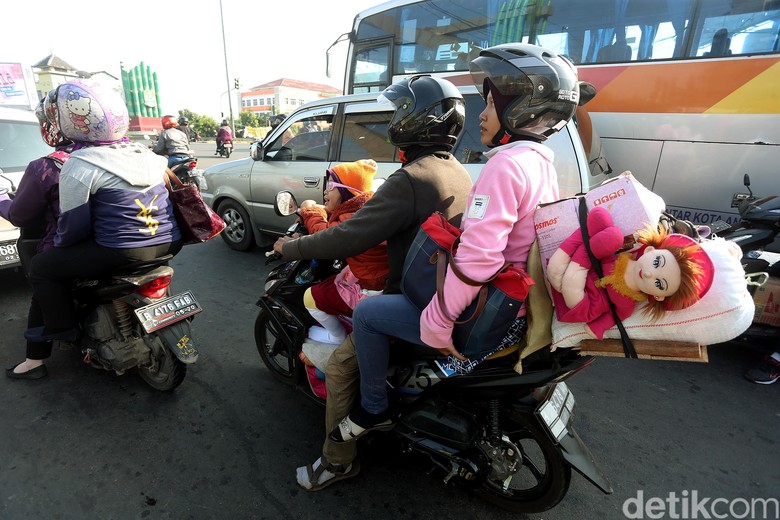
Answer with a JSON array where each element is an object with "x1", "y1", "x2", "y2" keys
[{"x1": 419, "y1": 141, "x2": 560, "y2": 349}]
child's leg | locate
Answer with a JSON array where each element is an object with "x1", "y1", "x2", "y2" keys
[{"x1": 304, "y1": 287, "x2": 347, "y2": 344}]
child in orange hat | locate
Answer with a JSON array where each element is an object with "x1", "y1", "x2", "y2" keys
[{"x1": 297, "y1": 159, "x2": 389, "y2": 370}]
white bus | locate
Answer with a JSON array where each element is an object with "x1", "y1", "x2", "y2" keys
[{"x1": 329, "y1": 0, "x2": 780, "y2": 225}]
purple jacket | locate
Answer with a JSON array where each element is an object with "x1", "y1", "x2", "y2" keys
[{"x1": 0, "y1": 149, "x2": 69, "y2": 253}]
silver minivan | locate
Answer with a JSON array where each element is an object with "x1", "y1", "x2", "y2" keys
[
  {"x1": 0, "y1": 107, "x2": 52, "y2": 270},
  {"x1": 202, "y1": 86, "x2": 609, "y2": 250}
]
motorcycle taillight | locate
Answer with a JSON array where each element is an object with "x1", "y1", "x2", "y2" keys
[
  {"x1": 189, "y1": 161, "x2": 197, "y2": 169},
  {"x1": 137, "y1": 275, "x2": 172, "y2": 298}
]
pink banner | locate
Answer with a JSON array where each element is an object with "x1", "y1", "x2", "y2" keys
[{"x1": 0, "y1": 62, "x2": 34, "y2": 108}]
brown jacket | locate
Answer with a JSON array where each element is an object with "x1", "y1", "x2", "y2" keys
[{"x1": 282, "y1": 152, "x2": 473, "y2": 293}]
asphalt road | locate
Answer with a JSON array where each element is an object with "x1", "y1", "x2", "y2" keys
[{"x1": 0, "y1": 144, "x2": 778, "y2": 519}]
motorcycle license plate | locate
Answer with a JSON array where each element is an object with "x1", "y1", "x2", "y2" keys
[
  {"x1": 0, "y1": 240, "x2": 20, "y2": 267},
  {"x1": 134, "y1": 291, "x2": 202, "y2": 333},
  {"x1": 535, "y1": 382, "x2": 575, "y2": 442}
]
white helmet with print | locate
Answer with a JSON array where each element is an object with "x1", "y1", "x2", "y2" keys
[{"x1": 46, "y1": 80, "x2": 129, "y2": 143}]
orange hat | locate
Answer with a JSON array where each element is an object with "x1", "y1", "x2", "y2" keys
[{"x1": 328, "y1": 159, "x2": 377, "y2": 196}]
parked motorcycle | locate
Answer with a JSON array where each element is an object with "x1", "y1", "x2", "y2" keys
[
  {"x1": 714, "y1": 174, "x2": 780, "y2": 349},
  {"x1": 217, "y1": 139, "x2": 233, "y2": 158},
  {"x1": 17, "y1": 235, "x2": 201, "y2": 391},
  {"x1": 254, "y1": 191, "x2": 612, "y2": 513}
]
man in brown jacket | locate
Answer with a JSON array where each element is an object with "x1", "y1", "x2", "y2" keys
[{"x1": 273, "y1": 75, "x2": 473, "y2": 491}]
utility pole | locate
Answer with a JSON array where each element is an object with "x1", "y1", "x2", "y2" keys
[{"x1": 219, "y1": 0, "x2": 234, "y2": 130}]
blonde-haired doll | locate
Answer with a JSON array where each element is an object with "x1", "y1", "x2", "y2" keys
[{"x1": 546, "y1": 206, "x2": 715, "y2": 339}]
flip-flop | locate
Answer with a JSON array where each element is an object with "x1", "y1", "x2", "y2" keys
[
  {"x1": 329, "y1": 413, "x2": 394, "y2": 443},
  {"x1": 297, "y1": 457, "x2": 360, "y2": 492}
]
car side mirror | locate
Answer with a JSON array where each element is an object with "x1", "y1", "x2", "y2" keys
[{"x1": 250, "y1": 141, "x2": 264, "y2": 161}]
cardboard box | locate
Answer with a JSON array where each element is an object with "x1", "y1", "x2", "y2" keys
[
  {"x1": 753, "y1": 276, "x2": 780, "y2": 327},
  {"x1": 534, "y1": 172, "x2": 666, "y2": 280}
]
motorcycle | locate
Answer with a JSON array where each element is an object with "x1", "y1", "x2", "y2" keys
[
  {"x1": 714, "y1": 174, "x2": 780, "y2": 349},
  {"x1": 254, "y1": 191, "x2": 612, "y2": 513},
  {"x1": 169, "y1": 153, "x2": 206, "y2": 191},
  {"x1": 16, "y1": 232, "x2": 201, "y2": 391},
  {"x1": 217, "y1": 139, "x2": 233, "y2": 158}
]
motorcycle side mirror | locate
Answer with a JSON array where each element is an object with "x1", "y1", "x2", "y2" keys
[
  {"x1": 578, "y1": 81, "x2": 597, "y2": 106},
  {"x1": 274, "y1": 191, "x2": 298, "y2": 217}
]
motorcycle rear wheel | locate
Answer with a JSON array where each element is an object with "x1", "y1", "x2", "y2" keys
[
  {"x1": 474, "y1": 408, "x2": 571, "y2": 513},
  {"x1": 137, "y1": 335, "x2": 187, "y2": 391},
  {"x1": 254, "y1": 309, "x2": 299, "y2": 385}
]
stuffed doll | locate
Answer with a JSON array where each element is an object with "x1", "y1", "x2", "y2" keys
[{"x1": 546, "y1": 206, "x2": 715, "y2": 339}]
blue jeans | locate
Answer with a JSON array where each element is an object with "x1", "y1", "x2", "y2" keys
[
  {"x1": 167, "y1": 154, "x2": 190, "y2": 168},
  {"x1": 352, "y1": 294, "x2": 433, "y2": 414}
]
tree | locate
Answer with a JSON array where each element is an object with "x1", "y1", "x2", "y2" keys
[{"x1": 237, "y1": 111, "x2": 260, "y2": 128}]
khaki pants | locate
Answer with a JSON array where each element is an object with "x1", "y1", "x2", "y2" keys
[{"x1": 321, "y1": 335, "x2": 360, "y2": 466}]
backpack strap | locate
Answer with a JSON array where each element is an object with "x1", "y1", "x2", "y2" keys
[
  {"x1": 577, "y1": 197, "x2": 638, "y2": 359},
  {"x1": 46, "y1": 150, "x2": 70, "y2": 168}
]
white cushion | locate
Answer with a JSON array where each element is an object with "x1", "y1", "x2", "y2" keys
[{"x1": 551, "y1": 238, "x2": 753, "y2": 348}]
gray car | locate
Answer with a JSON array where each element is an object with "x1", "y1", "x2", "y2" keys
[{"x1": 201, "y1": 86, "x2": 607, "y2": 251}]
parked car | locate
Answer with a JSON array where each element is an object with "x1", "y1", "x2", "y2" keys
[
  {"x1": 201, "y1": 86, "x2": 609, "y2": 251},
  {"x1": 0, "y1": 107, "x2": 52, "y2": 270}
]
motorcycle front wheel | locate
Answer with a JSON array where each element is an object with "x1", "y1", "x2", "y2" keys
[
  {"x1": 474, "y1": 407, "x2": 571, "y2": 513},
  {"x1": 254, "y1": 308, "x2": 300, "y2": 385},
  {"x1": 137, "y1": 334, "x2": 187, "y2": 391}
]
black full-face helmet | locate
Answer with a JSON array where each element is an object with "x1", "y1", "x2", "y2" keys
[
  {"x1": 178, "y1": 116, "x2": 189, "y2": 126},
  {"x1": 469, "y1": 43, "x2": 580, "y2": 142},
  {"x1": 379, "y1": 75, "x2": 465, "y2": 150}
]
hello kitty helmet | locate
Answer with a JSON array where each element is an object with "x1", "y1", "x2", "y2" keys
[{"x1": 45, "y1": 80, "x2": 129, "y2": 143}]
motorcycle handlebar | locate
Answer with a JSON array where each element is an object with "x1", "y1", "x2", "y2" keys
[
  {"x1": 264, "y1": 222, "x2": 309, "y2": 264},
  {"x1": 265, "y1": 250, "x2": 282, "y2": 264}
]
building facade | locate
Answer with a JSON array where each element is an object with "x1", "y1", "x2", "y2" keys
[{"x1": 240, "y1": 78, "x2": 341, "y2": 116}]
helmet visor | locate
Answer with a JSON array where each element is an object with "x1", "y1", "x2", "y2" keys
[
  {"x1": 378, "y1": 79, "x2": 414, "y2": 111},
  {"x1": 470, "y1": 54, "x2": 540, "y2": 99}
]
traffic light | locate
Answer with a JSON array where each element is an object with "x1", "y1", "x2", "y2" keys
[{"x1": 234, "y1": 78, "x2": 239, "y2": 90}]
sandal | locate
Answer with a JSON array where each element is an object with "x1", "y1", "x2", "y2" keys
[
  {"x1": 329, "y1": 412, "x2": 394, "y2": 444},
  {"x1": 296, "y1": 457, "x2": 360, "y2": 491}
]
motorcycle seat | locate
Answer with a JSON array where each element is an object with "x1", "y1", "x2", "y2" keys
[
  {"x1": 170, "y1": 156, "x2": 195, "y2": 167},
  {"x1": 114, "y1": 255, "x2": 174, "y2": 274}
]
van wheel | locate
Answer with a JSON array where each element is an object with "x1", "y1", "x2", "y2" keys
[{"x1": 218, "y1": 200, "x2": 254, "y2": 251}]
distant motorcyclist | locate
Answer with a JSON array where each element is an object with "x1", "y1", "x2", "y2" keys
[
  {"x1": 177, "y1": 116, "x2": 193, "y2": 142},
  {"x1": 216, "y1": 119, "x2": 233, "y2": 155},
  {"x1": 152, "y1": 115, "x2": 192, "y2": 168}
]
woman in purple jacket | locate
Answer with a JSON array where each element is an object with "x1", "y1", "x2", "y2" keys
[
  {"x1": 6, "y1": 79, "x2": 182, "y2": 379},
  {"x1": 1, "y1": 98, "x2": 73, "y2": 379}
]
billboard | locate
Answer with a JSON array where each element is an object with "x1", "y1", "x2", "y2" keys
[{"x1": 0, "y1": 62, "x2": 37, "y2": 109}]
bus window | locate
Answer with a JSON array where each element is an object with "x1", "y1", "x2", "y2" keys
[
  {"x1": 694, "y1": 6, "x2": 780, "y2": 57},
  {"x1": 353, "y1": 43, "x2": 392, "y2": 94}
]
